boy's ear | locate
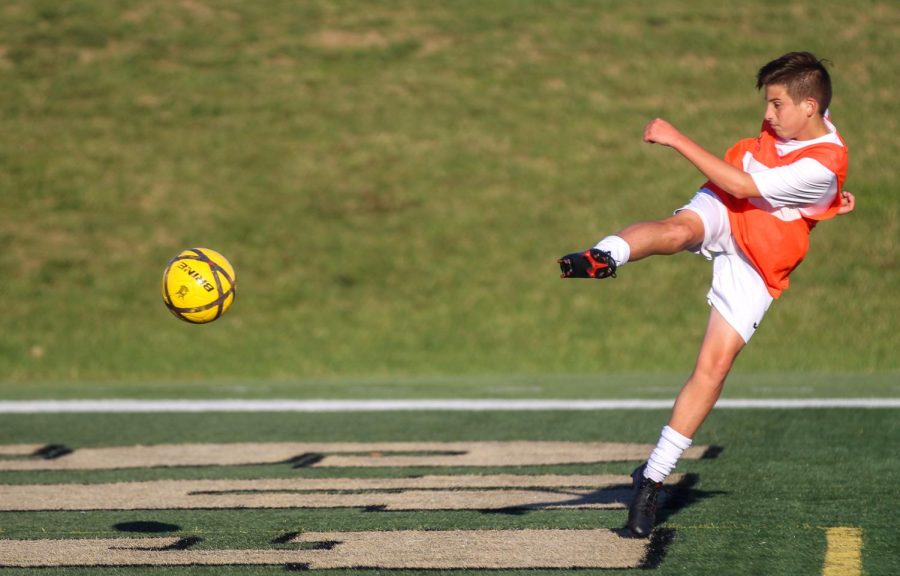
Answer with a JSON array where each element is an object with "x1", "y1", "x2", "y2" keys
[{"x1": 804, "y1": 97, "x2": 818, "y2": 117}]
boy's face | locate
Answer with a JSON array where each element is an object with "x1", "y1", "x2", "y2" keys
[{"x1": 763, "y1": 84, "x2": 818, "y2": 140}]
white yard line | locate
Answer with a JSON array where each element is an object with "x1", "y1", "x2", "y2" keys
[{"x1": 0, "y1": 398, "x2": 898, "y2": 413}]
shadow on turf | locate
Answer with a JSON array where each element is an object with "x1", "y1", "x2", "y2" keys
[
  {"x1": 655, "y1": 473, "x2": 726, "y2": 526},
  {"x1": 478, "y1": 473, "x2": 726, "y2": 522},
  {"x1": 113, "y1": 520, "x2": 181, "y2": 533},
  {"x1": 479, "y1": 447, "x2": 726, "y2": 518},
  {"x1": 31, "y1": 444, "x2": 73, "y2": 459}
]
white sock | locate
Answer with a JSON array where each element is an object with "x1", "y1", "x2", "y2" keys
[
  {"x1": 594, "y1": 235, "x2": 631, "y2": 266},
  {"x1": 644, "y1": 425, "x2": 693, "y2": 483}
]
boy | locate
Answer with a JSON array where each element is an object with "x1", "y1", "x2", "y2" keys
[{"x1": 558, "y1": 52, "x2": 855, "y2": 538}]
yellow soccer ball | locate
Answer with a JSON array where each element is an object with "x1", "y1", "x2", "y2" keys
[{"x1": 162, "y1": 248, "x2": 236, "y2": 324}]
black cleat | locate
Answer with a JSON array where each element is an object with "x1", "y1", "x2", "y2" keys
[
  {"x1": 626, "y1": 463, "x2": 661, "y2": 539},
  {"x1": 558, "y1": 248, "x2": 617, "y2": 279}
]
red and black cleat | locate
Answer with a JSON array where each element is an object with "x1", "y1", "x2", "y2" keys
[{"x1": 558, "y1": 248, "x2": 617, "y2": 279}]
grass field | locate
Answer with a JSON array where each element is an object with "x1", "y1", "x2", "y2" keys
[
  {"x1": 1, "y1": 0, "x2": 898, "y2": 382},
  {"x1": 0, "y1": 0, "x2": 898, "y2": 574}
]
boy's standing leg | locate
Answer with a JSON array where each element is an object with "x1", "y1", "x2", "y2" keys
[
  {"x1": 627, "y1": 307, "x2": 745, "y2": 537},
  {"x1": 560, "y1": 203, "x2": 750, "y2": 538}
]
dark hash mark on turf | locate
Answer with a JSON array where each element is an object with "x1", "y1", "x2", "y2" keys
[
  {"x1": 700, "y1": 445, "x2": 725, "y2": 459},
  {"x1": 282, "y1": 453, "x2": 326, "y2": 468},
  {"x1": 272, "y1": 533, "x2": 340, "y2": 550},
  {"x1": 32, "y1": 444, "x2": 72, "y2": 459},
  {"x1": 299, "y1": 540, "x2": 340, "y2": 551},
  {"x1": 111, "y1": 536, "x2": 202, "y2": 551},
  {"x1": 272, "y1": 532, "x2": 300, "y2": 544},
  {"x1": 328, "y1": 450, "x2": 469, "y2": 457},
  {"x1": 114, "y1": 520, "x2": 180, "y2": 533},
  {"x1": 480, "y1": 506, "x2": 530, "y2": 516}
]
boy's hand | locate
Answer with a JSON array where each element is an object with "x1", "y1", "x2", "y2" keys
[
  {"x1": 837, "y1": 191, "x2": 856, "y2": 215},
  {"x1": 643, "y1": 118, "x2": 682, "y2": 147}
]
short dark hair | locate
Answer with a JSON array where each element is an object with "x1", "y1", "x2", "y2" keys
[{"x1": 757, "y1": 52, "x2": 832, "y2": 115}]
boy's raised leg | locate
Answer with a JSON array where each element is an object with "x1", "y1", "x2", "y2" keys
[
  {"x1": 616, "y1": 210, "x2": 705, "y2": 263},
  {"x1": 560, "y1": 210, "x2": 705, "y2": 279}
]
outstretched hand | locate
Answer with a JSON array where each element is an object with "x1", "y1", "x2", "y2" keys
[{"x1": 837, "y1": 191, "x2": 856, "y2": 215}]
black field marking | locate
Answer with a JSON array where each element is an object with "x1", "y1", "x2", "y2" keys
[
  {"x1": 0, "y1": 530, "x2": 649, "y2": 568},
  {"x1": 33, "y1": 444, "x2": 72, "y2": 459},
  {"x1": 283, "y1": 450, "x2": 473, "y2": 465},
  {"x1": 319, "y1": 450, "x2": 469, "y2": 457},
  {"x1": 0, "y1": 474, "x2": 683, "y2": 511},
  {"x1": 113, "y1": 521, "x2": 180, "y2": 533},
  {"x1": 0, "y1": 441, "x2": 710, "y2": 471},
  {"x1": 110, "y1": 536, "x2": 202, "y2": 552},
  {"x1": 272, "y1": 532, "x2": 301, "y2": 545},
  {"x1": 0, "y1": 444, "x2": 70, "y2": 461},
  {"x1": 294, "y1": 541, "x2": 341, "y2": 551},
  {"x1": 282, "y1": 452, "x2": 326, "y2": 468},
  {"x1": 700, "y1": 445, "x2": 725, "y2": 459},
  {"x1": 0, "y1": 436, "x2": 708, "y2": 571}
]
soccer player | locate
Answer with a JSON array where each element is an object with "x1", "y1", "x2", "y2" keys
[{"x1": 558, "y1": 51, "x2": 855, "y2": 538}]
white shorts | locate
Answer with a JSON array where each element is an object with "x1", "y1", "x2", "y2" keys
[{"x1": 676, "y1": 189, "x2": 773, "y2": 343}]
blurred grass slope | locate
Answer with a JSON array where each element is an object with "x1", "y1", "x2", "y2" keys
[{"x1": 1, "y1": 0, "x2": 897, "y2": 382}]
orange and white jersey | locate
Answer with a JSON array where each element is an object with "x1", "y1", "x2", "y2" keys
[
  {"x1": 704, "y1": 118, "x2": 849, "y2": 298},
  {"x1": 745, "y1": 117, "x2": 844, "y2": 220}
]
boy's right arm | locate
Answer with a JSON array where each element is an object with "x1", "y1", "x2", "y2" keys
[{"x1": 643, "y1": 118, "x2": 761, "y2": 200}]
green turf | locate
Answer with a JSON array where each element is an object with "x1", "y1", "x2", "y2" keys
[
  {"x1": 1, "y1": 0, "x2": 898, "y2": 384},
  {"x1": 1, "y1": 371, "x2": 899, "y2": 400},
  {"x1": 0, "y1": 409, "x2": 897, "y2": 575}
]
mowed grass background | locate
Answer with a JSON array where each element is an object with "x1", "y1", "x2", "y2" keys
[
  {"x1": 0, "y1": 3, "x2": 898, "y2": 574},
  {"x1": 0, "y1": 0, "x2": 898, "y2": 391}
]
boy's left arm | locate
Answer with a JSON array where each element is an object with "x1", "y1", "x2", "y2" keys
[
  {"x1": 644, "y1": 118, "x2": 762, "y2": 199},
  {"x1": 837, "y1": 191, "x2": 856, "y2": 215}
]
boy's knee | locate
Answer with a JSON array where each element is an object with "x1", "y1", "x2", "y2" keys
[
  {"x1": 663, "y1": 219, "x2": 703, "y2": 250},
  {"x1": 692, "y1": 358, "x2": 733, "y2": 389}
]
